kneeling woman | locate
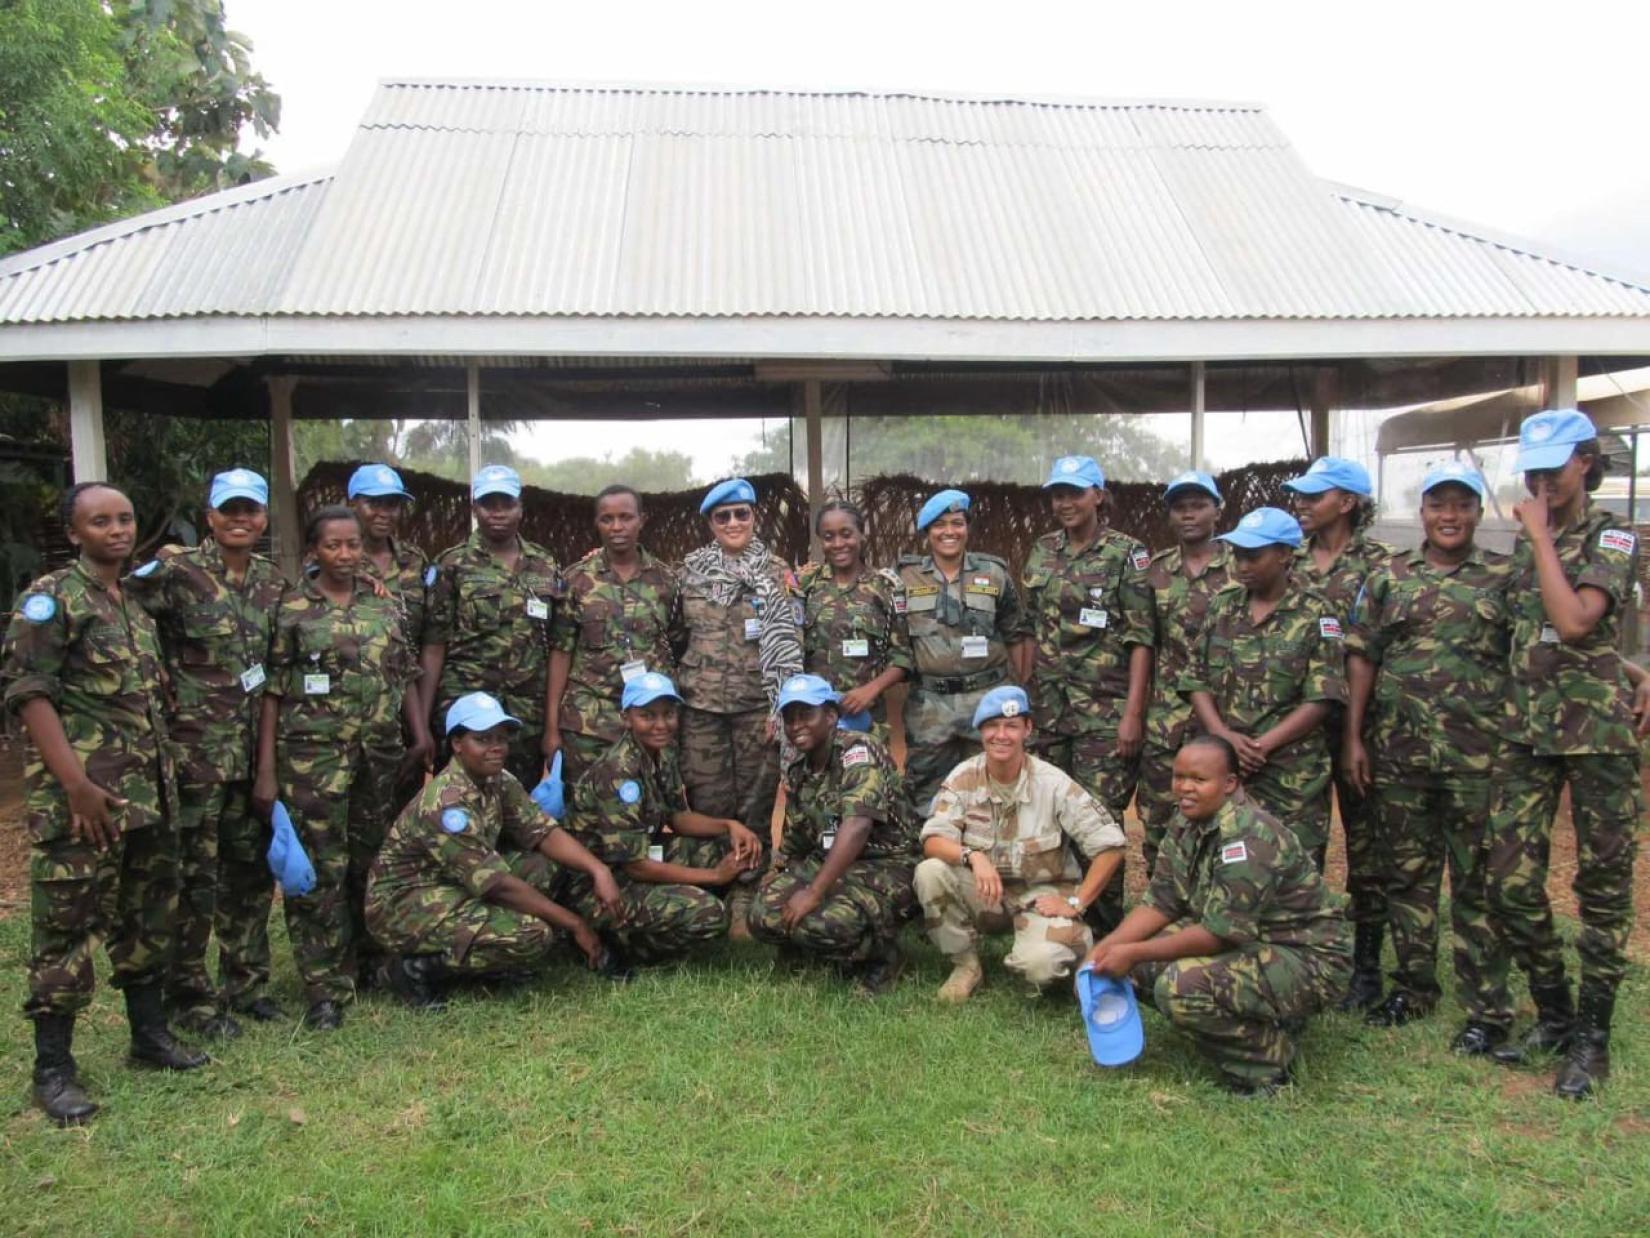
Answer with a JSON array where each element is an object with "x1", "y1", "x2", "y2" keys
[
  {"x1": 254, "y1": 506, "x2": 432, "y2": 1030},
  {"x1": 748, "y1": 675, "x2": 919, "y2": 993},
  {"x1": 1087, "y1": 735, "x2": 1351, "y2": 1096},
  {"x1": 366, "y1": 693, "x2": 623, "y2": 1009},
  {"x1": 564, "y1": 672, "x2": 765, "y2": 964}
]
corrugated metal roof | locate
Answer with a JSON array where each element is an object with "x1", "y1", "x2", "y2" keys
[{"x1": 2, "y1": 80, "x2": 1648, "y2": 327}]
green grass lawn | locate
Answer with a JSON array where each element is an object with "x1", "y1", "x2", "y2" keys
[{"x1": 1, "y1": 914, "x2": 1646, "y2": 1236}]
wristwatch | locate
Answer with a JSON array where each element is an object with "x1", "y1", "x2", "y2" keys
[
  {"x1": 1065, "y1": 895, "x2": 1083, "y2": 913},
  {"x1": 958, "y1": 846, "x2": 975, "y2": 867}
]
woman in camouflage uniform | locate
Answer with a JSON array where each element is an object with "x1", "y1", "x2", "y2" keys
[
  {"x1": 4, "y1": 483, "x2": 206, "y2": 1126},
  {"x1": 253, "y1": 507, "x2": 429, "y2": 1031},
  {"x1": 797, "y1": 500, "x2": 912, "y2": 735},
  {"x1": 1486, "y1": 410, "x2": 1643, "y2": 1098}
]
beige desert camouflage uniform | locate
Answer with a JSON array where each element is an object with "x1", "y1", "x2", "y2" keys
[{"x1": 915, "y1": 753, "x2": 1124, "y2": 989}]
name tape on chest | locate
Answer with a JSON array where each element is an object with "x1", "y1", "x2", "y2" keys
[
  {"x1": 1220, "y1": 841, "x2": 1248, "y2": 865},
  {"x1": 1599, "y1": 528, "x2": 1637, "y2": 555},
  {"x1": 842, "y1": 744, "x2": 871, "y2": 768},
  {"x1": 1318, "y1": 617, "x2": 1344, "y2": 640}
]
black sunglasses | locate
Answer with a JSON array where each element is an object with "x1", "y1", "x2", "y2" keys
[{"x1": 712, "y1": 506, "x2": 754, "y2": 525}]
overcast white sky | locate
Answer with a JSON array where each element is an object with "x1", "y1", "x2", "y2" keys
[{"x1": 228, "y1": 0, "x2": 1650, "y2": 478}]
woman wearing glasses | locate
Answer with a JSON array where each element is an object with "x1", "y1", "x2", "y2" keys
[{"x1": 672, "y1": 479, "x2": 804, "y2": 933}]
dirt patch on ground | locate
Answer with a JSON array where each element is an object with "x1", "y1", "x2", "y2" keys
[{"x1": 0, "y1": 744, "x2": 26, "y2": 916}]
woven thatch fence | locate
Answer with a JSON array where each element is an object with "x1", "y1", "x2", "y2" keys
[{"x1": 298, "y1": 459, "x2": 1308, "y2": 573}]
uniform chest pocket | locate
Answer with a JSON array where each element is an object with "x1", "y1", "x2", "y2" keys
[
  {"x1": 961, "y1": 589, "x2": 998, "y2": 633},
  {"x1": 458, "y1": 581, "x2": 505, "y2": 629},
  {"x1": 1260, "y1": 632, "x2": 1313, "y2": 692},
  {"x1": 181, "y1": 603, "x2": 236, "y2": 641},
  {"x1": 294, "y1": 620, "x2": 344, "y2": 673},
  {"x1": 903, "y1": 590, "x2": 941, "y2": 635},
  {"x1": 959, "y1": 805, "x2": 996, "y2": 852},
  {"x1": 1015, "y1": 833, "x2": 1070, "y2": 884},
  {"x1": 76, "y1": 625, "x2": 136, "y2": 696}
]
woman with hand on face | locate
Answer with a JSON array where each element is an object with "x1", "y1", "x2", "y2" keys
[
  {"x1": 1182, "y1": 507, "x2": 1346, "y2": 868},
  {"x1": 547, "y1": 484, "x2": 678, "y2": 785},
  {"x1": 1484, "y1": 411, "x2": 1645, "y2": 1099},
  {"x1": 253, "y1": 506, "x2": 429, "y2": 1032},
  {"x1": 4, "y1": 483, "x2": 207, "y2": 1126},
  {"x1": 797, "y1": 500, "x2": 912, "y2": 737},
  {"x1": 672, "y1": 479, "x2": 803, "y2": 933}
]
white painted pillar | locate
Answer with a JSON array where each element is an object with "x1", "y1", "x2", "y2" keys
[
  {"x1": 68, "y1": 360, "x2": 107, "y2": 482},
  {"x1": 1189, "y1": 360, "x2": 1206, "y2": 471},
  {"x1": 1543, "y1": 355, "x2": 1579, "y2": 410},
  {"x1": 267, "y1": 376, "x2": 301, "y2": 581},
  {"x1": 803, "y1": 379, "x2": 824, "y2": 556},
  {"x1": 466, "y1": 361, "x2": 482, "y2": 479}
]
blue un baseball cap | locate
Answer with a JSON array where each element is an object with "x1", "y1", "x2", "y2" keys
[
  {"x1": 621, "y1": 671, "x2": 682, "y2": 711},
  {"x1": 699, "y1": 477, "x2": 757, "y2": 514},
  {"x1": 917, "y1": 488, "x2": 971, "y2": 531},
  {"x1": 445, "y1": 691, "x2": 522, "y2": 735},
  {"x1": 472, "y1": 464, "x2": 522, "y2": 501},
  {"x1": 208, "y1": 468, "x2": 269, "y2": 509},
  {"x1": 1420, "y1": 461, "x2": 1488, "y2": 502},
  {"x1": 1163, "y1": 469, "x2": 1222, "y2": 505},
  {"x1": 348, "y1": 463, "x2": 413, "y2": 500},
  {"x1": 1283, "y1": 456, "x2": 1373, "y2": 498},
  {"x1": 1076, "y1": 964, "x2": 1145, "y2": 1068},
  {"x1": 1515, "y1": 409, "x2": 1597, "y2": 473},
  {"x1": 777, "y1": 674, "x2": 840, "y2": 711},
  {"x1": 972, "y1": 684, "x2": 1030, "y2": 729},
  {"x1": 1219, "y1": 507, "x2": 1304, "y2": 549},
  {"x1": 1043, "y1": 455, "x2": 1106, "y2": 490}
]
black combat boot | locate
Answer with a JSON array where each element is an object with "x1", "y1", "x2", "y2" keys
[
  {"x1": 855, "y1": 937, "x2": 905, "y2": 997},
  {"x1": 1366, "y1": 989, "x2": 1433, "y2": 1028},
  {"x1": 1337, "y1": 923, "x2": 1384, "y2": 1012},
  {"x1": 125, "y1": 984, "x2": 209, "y2": 1071},
  {"x1": 1491, "y1": 981, "x2": 1574, "y2": 1065},
  {"x1": 1553, "y1": 983, "x2": 1613, "y2": 1099},
  {"x1": 386, "y1": 955, "x2": 448, "y2": 1012},
  {"x1": 31, "y1": 1014, "x2": 98, "y2": 1126},
  {"x1": 1450, "y1": 1021, "x2": 1508, "y2": 1057}
]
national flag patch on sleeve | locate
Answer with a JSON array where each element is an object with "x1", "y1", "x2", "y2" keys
[
  {"x1": 842, "y1": 745, "x2": 871, "y2": 768},
  {"x1": 1319, "y1": 617, "x2": 1344, "y2": 640},
  {"x1": 1599, "y1": 528, "x2": 1637, "y2": 555},
  {"x1": 1130, "y1": 546, "x2": 1150, "y2": 571},
  {"x1": 1220, "y1": 841, "x2": 1248, "y2": 864}
]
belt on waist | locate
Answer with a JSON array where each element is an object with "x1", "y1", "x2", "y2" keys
[{"x1": 917, "y1": 668, "x2": 1008, "y2": 695}]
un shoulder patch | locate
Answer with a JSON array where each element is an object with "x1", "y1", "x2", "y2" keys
[
  {"x1": 1318, "y1": 617, "x2": 1344, "y2": 640},
  {"x1": 842, "y1": 745, "x2": 871, "y2": 768},
  {"x1": 440, "y1": 808, "x2": 469, "y2": 834},
  {"x1": 19, "y1": 594, "x2": 56, "y2": 624},
  {"x1": 1599, "y1": 528, "x2": 1636, "y2": 555},
  {"x1": 618, "y1": 779, "x2": 641, "y2": 805},
  {"x1": 1220, "y1": 841, "x2": 1248, "y2": 864},
  {"x1": 424, "y1": 565, "x2": 439, "y2": 587},
  {"x1": 133, "y1": 560, "x2": 160, "y2": 578}
]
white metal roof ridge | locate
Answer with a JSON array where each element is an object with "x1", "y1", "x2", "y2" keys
[
  {"x1": 1329, "y1": 181, "x2": 1650, "y2": 293},
  {"x1": 0, "y1": 171, "x2": 335, "y2": 281}
]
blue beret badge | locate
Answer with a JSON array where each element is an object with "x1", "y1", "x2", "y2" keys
[
  {"x1": 618, "y1": 780, "x2": 641, "y2": 805},
  {"x1": 441, "y1": 807, "x2": 469, "y2": 834},
  {"x1": 20, "y1": 594, "x2": 56, "y2": 623}
]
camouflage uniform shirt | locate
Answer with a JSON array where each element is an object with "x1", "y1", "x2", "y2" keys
[
  {"x1": 1144, "y1": 796, "x2": 1348, "y2": 955},
  {"x1": 1145, "y1": 542, "x2": 1236, "y2": 752},
  {"x1": 366, "y1": 763, "x2": 552, "y2": 946},
  {"x1": 1345, "y1": 545, "x2": 1512, "y2": 775},
  {"x1": 426, "y1": 532, "x2": 563, "y2": 719},
  {"x1": 1292, "y1": 530, "x2": 1398, "y2": 626},
  {"x1": 897, "y1": 553, "x2": 1029, "y2": 685},
  {"x1": 780, "y1": 730, "x2": 918, "y2": 865},
  {"x1": 2, "y1": 561, "x2": 177, "y2": 839},
  {"x1": 362, "y1": 537, "x2": 430, "y2": 649},
  {"x1": 1022, "y1": 527, "x2": 1155, "y2": 736},
  {"x1": 920, "y1": 753, "x2": 1125, "y2": 883},
  {"x1": 1180, "y1": 582, "x2": 1348, "y2": 736},
  {"x1": 267, "y1": 575, "x2": 415, "y2": 743},
  {"x1": 123, "y1": 539, "x2": 286, "y2": 783},
  {"x1": 566, "y1": 731, "x2": 690, "y2": 865},
  {"x1": 551, "y1": 548, "x2": 678, "y2": 745},
  {"x1": 673, "y1": 553, "x2": 799, "y2": 713},
  {"x1": 1506, "y1": 507, "x2": 1639, "y2": 755},
  {"x1": 797, "y1": 563, "x2": 914, "y2": 701}
]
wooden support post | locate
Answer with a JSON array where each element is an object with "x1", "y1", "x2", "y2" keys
[
  {"x1": 267, "y1": 376, "x2": 301, "y2": 581},
  {"x1": 1189, "y1": 361, "x2": 1207, "y2": 471},
  {"x1": 1309, "y1": 368, "x2": 1337, "y2": 460},
  {"x1": 466, "y1": 361, "x2": 482, "y2": 479},
  {"x1": 68, "y1": 360, "x2": 107, "y2": 483},
  {"x1": 1542, "y1": 355, "x2": 1579, "y2": 410},
  {"x1": 804, "y1": 379, "x2": 824, "y2": 556}
]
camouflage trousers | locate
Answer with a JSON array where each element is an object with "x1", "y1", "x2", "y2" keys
[
  {"x1": 1032, "y1": 730, "x2": 1131, "y2": 930},
  {"x1": 167, "y1": 778, "x2": 276, "y2": 1019},
  {"x1": 677, "y1": 707, "x2": 778, "y2": 887},
  {"x1": 1136, "y1": 740, "x2": 1179, "y2": 881},
  {"x1": 557, "y1": 728, "x2": 615, "y2": 789},
  {"x1": 1329, "y1": 715, "x2": 1383, "y2": 925},
  {"x1": 371, "y1": 850, "x2": 568, "y2": 976},
  {"x1": 1135, "y1": 932, "x2": 1351, "y2": 1088},
  {"x1": 566, "y1": 872, "x2": 729, "y2": 962},
  {"x1": 913, "y1": 858, "x2": 1091, "y2": 989},
  {"x1": 279, "y1": 733, "x2": 407, "y2": 1004},
  {"x1": 1243, "y1": 753, "x2": 1331, "y2": 868},
  {"x1": 748, "y1": 855, "x2": 915, "y2": 962},
  {"x1": 903, "y1": 685, "x2": 991, "y2": 817},
  {"x1": 25, "y1": 820, "x2": 179, "y2": 1019},
  {"x1": 1375, "y1": 772, "x2": 1512, "y2": 1025},
  {"x1": 1487, "y1": 745, "x2": 1641, "y2": 994}
]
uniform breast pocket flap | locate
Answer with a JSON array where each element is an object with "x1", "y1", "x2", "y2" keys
[
  {"x1": 1016, "y1": 834, "x2": 1070, "y2": 884},
  {"x1": 459, "y1": 587, "x2": 505, "y2": 627}
]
